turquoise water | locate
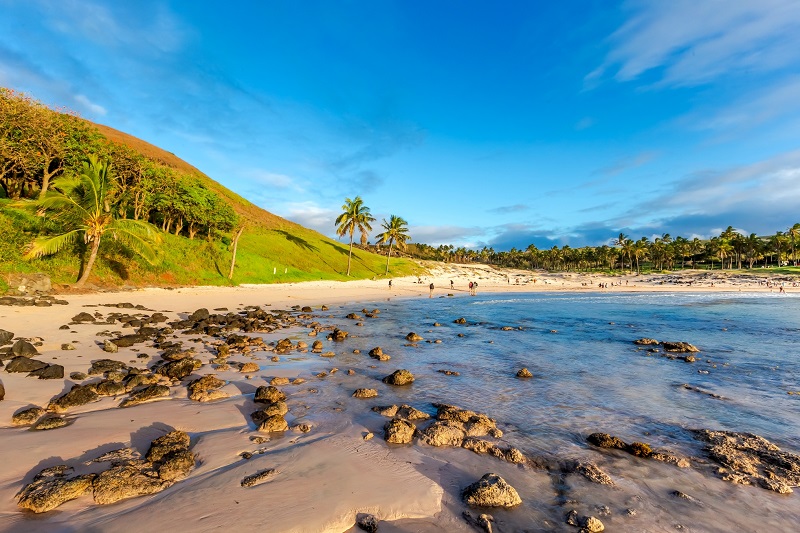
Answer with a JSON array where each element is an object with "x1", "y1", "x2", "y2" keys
[
  {"x1": 300, "y1": 291, "x2": 800, "y2": 531},
  {"x1": 328, "y1": 291, "x2": 800, "y2": 450}
]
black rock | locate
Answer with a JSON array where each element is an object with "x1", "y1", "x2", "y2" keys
[
  {"x1": 12, "y1": 339, "x2": 39, "y2": 357},
  {"x1": 71, "y1": 312, "x2": 96, "y2": 323},
  {"x1": 0, "y1": 329, "x2": 13, "y2": 345},
  {"x1": 110, "y1": 334, "x2": 147, "y2": 347},
  {"x1": 5, "y1": 356, "x2": 48, "y2": 373},
  {"x1": 189, "y1": 308, "x2": 210, "y2": 321},
  {"x1": 29, "y1": 364, "x2": 65, "y2": 380}
]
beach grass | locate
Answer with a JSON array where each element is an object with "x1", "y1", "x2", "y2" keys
[{"x1": 0, "y1": 199, "x2": 421, "y2": 288}]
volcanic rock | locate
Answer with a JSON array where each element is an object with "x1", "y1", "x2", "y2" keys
[
  {"x1": 462, "y1": 473, "x2": 522, "y2": 508},
  {"x1": 5, "y1": 356, "x2": 48, "y2": 373},
  {"x1": 17, "y1": 466, "x2": 95, "y2": 513},
  {"x1": 384, "y1": 418, "x2": 415, "y2": 444},
  {"x1": 49, "y1": 384, "x2": 99, "y2": 412},
  {"x1": 119, "y1": 384, "x2": 170, "y2": 407},
  {"x1": 382, "y1": 369, "x2": 414, "y2": 386}
]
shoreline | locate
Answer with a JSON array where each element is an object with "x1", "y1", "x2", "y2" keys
[{"x1": 1, "y1": 265, "x2": 798, "y2": 532}]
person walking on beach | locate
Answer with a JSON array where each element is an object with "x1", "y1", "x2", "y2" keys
[
  {"x1": 388, "y1": 279, "x2": 392, "y2": 289},
  {"x1": 450, "y1": 279, "x2": 454, "y2": 290},
  {"x1": 473, "y1": 281, "x2": 478, "y2": 295},
  {"x1": 468, "y1": 281, "x2": 474, "y2": 295},
  {"x1": 429, "y1": 283, "x2": 434, "y2": 298}
]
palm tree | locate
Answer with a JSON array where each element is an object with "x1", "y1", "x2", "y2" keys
[
  {"x1": 335, "y1": 196, "x2": 375, "y2": 276},
  {"x1": 375, "y1": 215, "x2": 410, "y2": 274},
  {"x1": 787, "y1": 223, "x2": 800, "y2": 266},
  {"x1": 20, "y1": 155, "x2": 159, "y2": 286}
]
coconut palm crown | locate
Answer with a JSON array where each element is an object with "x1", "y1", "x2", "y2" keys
[
  {"x1": 335, "y1": 196, "x2": 375, "y2": 276},
  {"x1": 375, "y1": 214, "x2": 410, "y2": 274},
  {"x1": 21, "y1": 155, "x2": 160, "y2": 286}
]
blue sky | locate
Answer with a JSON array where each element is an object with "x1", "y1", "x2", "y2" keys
[{"x1": 2, "y1": 0, "x2": 800, "y2": 249}]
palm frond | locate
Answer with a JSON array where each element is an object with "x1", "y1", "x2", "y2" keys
[
  {"x1": 110, "y1": 219, "x2": 161, "y2": 264},
  {"x1": 23, "y1": 230, "x2": 82, "y2": 259}
]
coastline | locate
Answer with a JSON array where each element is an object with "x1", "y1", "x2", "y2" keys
[{"x1": 1, "y1": 265, "x2": 798, "y2": 532}]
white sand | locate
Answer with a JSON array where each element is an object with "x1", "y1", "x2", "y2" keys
[{"x1": 0, "y1": 264, "x2": 796, "y2": 532}]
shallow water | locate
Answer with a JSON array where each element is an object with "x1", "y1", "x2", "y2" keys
[{"x1": 295, "y1": 291, "x2": 800, "y2": 531}]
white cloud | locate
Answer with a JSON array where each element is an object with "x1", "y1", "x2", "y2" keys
[
  {"x1": 598, "y1": 0, "x2": 800, "y2": 86},
  {"x1": 73, "y1": 93, "x2": 106, "y2": 116},
  {"x1": 247, "y1": 170, "x2": 303, "y2": 191},
  {"x1": 278, "y1": 201, "x2": 339, "y2": 235}
]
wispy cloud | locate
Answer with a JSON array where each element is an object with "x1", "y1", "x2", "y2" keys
[
  {"x1": 246, "y1": 170, "x2": 304, "y2": 191},
  {"x1": 595, "y1": 0, "x2": 800, "y2": 87},
  {"x1": 487, "y1": 204, "x2": 529, "y2": 214},
  {"x1": 591, "y1": 150, "x2": 658, "y2": 176},
  {"x1": 276, "y1": 201, "x2": 339, "y2": 235}
]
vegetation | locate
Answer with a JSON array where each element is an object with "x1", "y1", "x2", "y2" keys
[
  {"x1": 335, "y1": 196, "x2": 375, "y2": 276},
  {"x1": 18, "y1": 156, "x2": 160, "y2": 286},
  {"x1": 407, "y1": 224, "x2": 800, "y2": 274},
  {"x1": 375, "y1": 215, "x2": 411, "y2": 274},
  {"x1": 1, "y1": 88, "x2": 420, "y2": 289}
]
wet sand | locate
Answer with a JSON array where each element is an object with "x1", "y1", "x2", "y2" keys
[{"x1": 1, "y1": 266, "x2": 798, "y2": 532}]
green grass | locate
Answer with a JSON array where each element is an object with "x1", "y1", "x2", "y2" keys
[{"x1": 0, "y1": 201, "x2": 421, "y2": 291}]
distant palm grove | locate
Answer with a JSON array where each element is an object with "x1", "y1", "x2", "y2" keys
[{"x1": 404, "y1": 225, "x2": 800, "y2": 273}]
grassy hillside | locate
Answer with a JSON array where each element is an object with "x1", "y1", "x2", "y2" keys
[{"x1": 0, "y1": 111, "x2": 421, "y2": 291}]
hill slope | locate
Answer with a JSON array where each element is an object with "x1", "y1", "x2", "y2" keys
[{"x1": 0, "y1": 97, "x2": 420, "y2": 291}]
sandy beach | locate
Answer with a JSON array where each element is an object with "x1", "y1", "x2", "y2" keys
[{"x1": 1, "y1": 264, "x2": 798, "y2": 532}]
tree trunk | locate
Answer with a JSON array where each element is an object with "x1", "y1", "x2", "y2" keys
[
  {"x1": 346, "y1": 233, "x2": 354, "y2": 276},
  {"x1": 76, "y1": 236, "x2": 102, "y2": 287},
  {"x1": 228, "y1": 227, "x2": 244, "y2": 280},
  {"x1": 384, "y1": 240, "x2": 393, "y2": 274},
  {"x1": 37, "y1": 167, "x2": 58, "y2": 200}
]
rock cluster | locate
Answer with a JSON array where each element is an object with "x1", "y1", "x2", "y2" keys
[
  {"x1": 694, "y1": 429, "x2": 800, "y2": 493},
  {"x1": 587, "y1": 432, "x2": 689, "y2": 467},
  {"x1": 17, "y1": 430, "x2": 195, "y2": 513}
]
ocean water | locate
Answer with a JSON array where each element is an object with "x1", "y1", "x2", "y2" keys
[{"x1": 291, "y1": 291, "x2": 800, "y2": 531}]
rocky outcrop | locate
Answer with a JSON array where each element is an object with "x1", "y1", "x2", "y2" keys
[
  {"x1": 369, "y1": 347, "x2": 390, "y2": 361},
  {"x1": 29, "y1": 364, "x2": 64, "y2": 380},
  {"x1": 11, "y1": 339, "x2": 39, "y2": 357},
  {"x1": 516, "y1": 368, "x2": 533, "y2": 378},
  {"x1": 352, "y1": 388, "x2": 378, "y2": 399},
  {"x1": 0, "y1": 329, "x2": 14, "y2": 345},
  {"x1": 18, "y1": 430, "x2": 195, "y2": 511},
  {"x1": 254, "y1": 385, "x2": 286, "y2": 403},
  {"x1": 241, "y1": 468, "x2": 277, "y2": 488},
  {"x1": 32, "y1": 415, "x2": 68, "y2": 430},
  {"x1": 257, "y1": 414, "x2": 289, "y2": 433},
  {"x1": 382, "y1": 369, "x2": 414, "y2": 386},
  {"x1": 17, "y1": 466, "x2": 95, "y2": 513},
  {"x1": 462, "y1": 473, "x2": 522, "y2": 508},
  {"x1": 420, "y1": 421, "x2": 466, "y2": 447},
  {"x1": 356, "y1": 513, "x2": 379, "y2": 532},
  {"x1": 12, "y1": 406, "x2": 45, "y2": 425},
  {"x1": 633, "y1": 338, "x2": 700, "y2": 352},
  {"x1": 372, "y1": 404, "x2": 430, "y2": 420},
  {"x1": 563, "y1": 460, "x2": 614, "y2": 485},
  {"x1": 384, "y1": 418, "x2": 415, "y2": 444},
  {"x1": 5, "y1": 356, "x2": 47, "y2": 373},
  {"x1": 92, "y1": 464, "x2": 167, "y2": 504},
  {"x1": 48, "y1": 385, "x2": 99, "y2": 412},
  {"x1": 155, "y1": 358, "x2": 201, "y2": 380},
  {"x1": 694, "y1": 429, "x2": 800, "y2": 494},
  {"x1": 187, "y1": 375, "x2": 227, "y2": 402},
  {"x1": 119, "y1": 384, "x2": 170, "y2": 407},
  {"x1": 405, "y1": 332, "x2": 423, "y2": 342}
]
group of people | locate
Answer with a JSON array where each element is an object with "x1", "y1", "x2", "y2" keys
[{"x1": 468, "y1": 280, "x2": 478, "y2": 295}]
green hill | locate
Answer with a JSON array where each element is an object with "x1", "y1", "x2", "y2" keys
[{"x1": 0, "y1": 89, "x2": 421, "y2": 292}]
